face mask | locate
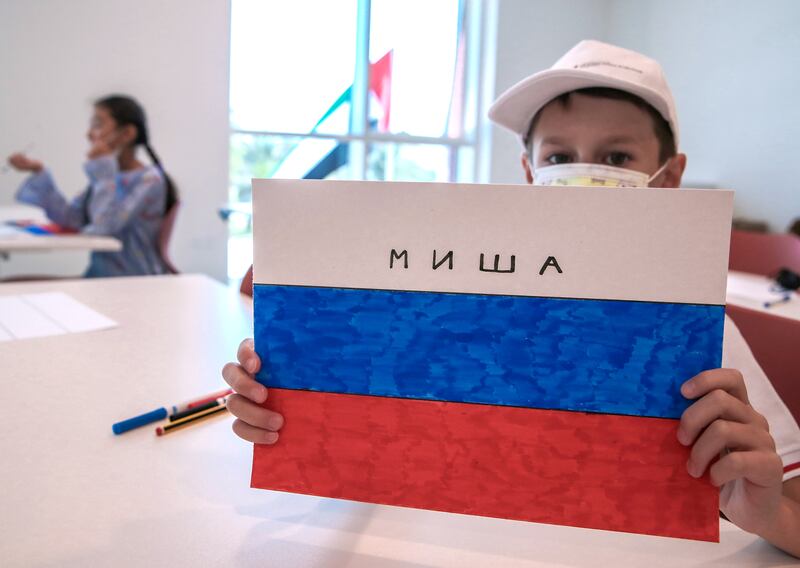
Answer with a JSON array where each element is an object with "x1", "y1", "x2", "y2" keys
[{"x1": 533, "y1": 161, "x2": 669, "y2": 188}]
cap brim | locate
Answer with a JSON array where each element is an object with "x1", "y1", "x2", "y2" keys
[{"x1": 488, "y1": 68, "x2": 675, "y2": 144}]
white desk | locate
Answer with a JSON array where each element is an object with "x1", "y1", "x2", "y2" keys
[
  {"x1": 0, "y1": 275, "x2": 795, "y2": 567},
  {"x1": 727, "y1": 270, "x2": 800, "y2": 322},
  {"x1": 0, "y1": 205, "x2": 122, "y2": 254}
]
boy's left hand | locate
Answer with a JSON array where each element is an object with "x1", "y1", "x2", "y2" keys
[{"x1": 678, "y1": 368, "x2": 784, "y2": 535}]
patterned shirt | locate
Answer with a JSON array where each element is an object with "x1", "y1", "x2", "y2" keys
[{"x1": 16, "y1": 155, "x2": 168, "y2": 277}]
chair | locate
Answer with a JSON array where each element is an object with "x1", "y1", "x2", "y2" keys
[
  {"x1": 729, "y1": 230, "x2": 800, "y2": 276},
  {"x1": 240, "y1": 265, "x2": 254, "y2": 297},
  {"x1": 727, "y1": 230, "x2": 800, "y2": 422},
  {"x1": 726, "y1": 304, "x2": 800, "y2": 424},
  {"x1": 158, "y1": 202, "x2": 180, "y2": 274}
]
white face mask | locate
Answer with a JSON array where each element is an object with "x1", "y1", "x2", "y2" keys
[{"x1": 533, "y1": 161, "x2": 669, "y2": 188}]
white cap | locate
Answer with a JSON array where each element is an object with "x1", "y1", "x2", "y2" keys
[{"x1": 488, "y1": 40, "x2": 679, "y2": 148}]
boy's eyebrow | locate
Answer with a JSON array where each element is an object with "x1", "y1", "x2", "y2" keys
[
  {"x1": 600, "y1": 135, "x2": 639, "y2": 145},
  {"x1": 538, "y1": 134, "x2": 643, "y2": 146},
  {"x1": 539, "y1": 136, "x2": 571, "y2": 146}
]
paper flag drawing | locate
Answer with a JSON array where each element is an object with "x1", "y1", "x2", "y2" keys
[{"x1": 250, "y1": 179, "x2": 733, "y2": 542}]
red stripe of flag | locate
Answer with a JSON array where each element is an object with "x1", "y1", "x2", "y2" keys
[
  {"x1": 252, "y1": 389, "x2": 719, "y2": 541},
  {"x1": 369, "y1": 50, "x2": 392, "y2": 132}
]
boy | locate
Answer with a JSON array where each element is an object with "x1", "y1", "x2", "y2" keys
[{"x1": 222, "y1": 40, "x2": 800, "y2": 556}]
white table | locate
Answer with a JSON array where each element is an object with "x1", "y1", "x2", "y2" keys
[
  {"x1": 0, "y1": 205, "x2": 122, "y2": 254},
  {"x1": 727, "y1": 270, "x2": 800, "y2": 322},
  {"x1": 0, "y1": 275, "x2": 796, "y2": 567}
]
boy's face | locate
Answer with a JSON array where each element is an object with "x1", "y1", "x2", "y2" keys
[{"x1": 522, "y1": 93, "x2": 686, "y2": 188}]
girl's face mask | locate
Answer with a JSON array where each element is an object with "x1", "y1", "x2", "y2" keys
[{"x1": 533, "y1": 161, "x2": 669, "y2": 188}]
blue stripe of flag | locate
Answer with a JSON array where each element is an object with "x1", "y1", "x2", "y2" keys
[{"x1": 254, "y1": 284, "x2": 724, "y2": 419}]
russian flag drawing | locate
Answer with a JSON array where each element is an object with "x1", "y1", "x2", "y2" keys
[{"x1": 250, "y1": 179, "x2": 734, "y2": 542}]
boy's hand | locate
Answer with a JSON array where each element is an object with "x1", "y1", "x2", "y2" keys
[
  {"x1": 7, "y1": 153, "x2": 43, "y2": 173},
  {"x1": 678, "y1": 368, "x2": 784, "y2": 535},
  {"x1": 222, "y1": 338, "x2": 284, "y2": 444}
]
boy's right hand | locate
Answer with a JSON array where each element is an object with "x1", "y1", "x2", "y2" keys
[
  {"x1": 7, "y1": 153, "x2": 43, "y2": 173},
  {"x1": 222, "y1": 338, "x2": 284, "y2": 444}
]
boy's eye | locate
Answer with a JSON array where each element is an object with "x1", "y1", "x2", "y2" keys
[
  {"x1": 605, "y1": 152, "x2": 631, "y2": 167},
  {"x1": 545, "y1": 153, "x2": 572, "y2": 165}
]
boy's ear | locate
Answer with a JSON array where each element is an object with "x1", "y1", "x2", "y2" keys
[
  {"x1": 660, "y1": 153, "x2": 687, "y2": 188},
  {"x1": 521, "y1": 152, "x2": 534, "y2": 184}
]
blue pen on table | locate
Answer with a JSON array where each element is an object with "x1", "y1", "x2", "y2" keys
[
  {"x1": 112, "y1": 387, "x2": 233, "y2": 435},
  {"x1": 763, "y1": 295, "x2": 792, "y2": 309}
]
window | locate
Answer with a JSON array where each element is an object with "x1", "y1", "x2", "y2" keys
[{"x1": 227, "y1": 0, "x2": 493, "y2": 280}]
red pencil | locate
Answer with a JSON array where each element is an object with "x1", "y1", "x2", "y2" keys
[{"x1": 185, "y1": 388, "x2": 233, "y2": 410}]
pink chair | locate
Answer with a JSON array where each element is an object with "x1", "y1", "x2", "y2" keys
[
  {"x1": 726, "y1": 304, "x2": 800, "y2": 424},
  {"x1": 158, "y1": 202, "x2": 180, "y2": 274},
  {"x1": 727, "y1": 230, "x2": 800, "y2": 423},
  {"x1": 240, "y1": 265, "x2": 254, "y2": 297},
  {"x1": 729, "y1": 230, "x2": 800, "y2": 276}
]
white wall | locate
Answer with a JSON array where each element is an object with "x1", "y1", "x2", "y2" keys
[
  {"x1": 490, "y1": 0, "x2": 800, "y2": 231},
  {"x1": 490, "y1": 0, "x2": 613, "y2": 185},
  {"x1": 0, "y1": 0, "x2": 231, "y2": 280},
  {"x1": 607, "y1": 0, "x2": 800, "y2": 231}
]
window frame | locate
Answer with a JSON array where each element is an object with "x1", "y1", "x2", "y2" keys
[{"x1": 228, "y1": 0, "x2": 495, "y2": 184}]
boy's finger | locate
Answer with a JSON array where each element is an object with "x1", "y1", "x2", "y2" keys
[
  {"x1": 221, "y1": 363, "x2": 267, "y2": 403},
  {"x1": 227, "y1": 393, "x2": 284, "y2": 431},
  {"x1": 708, "y1": 450, "x2": 783, "y2": 488},
  {"x1": 236, "y1": 338, "x2": 261, "y2": 374},
  {"x1": 236, "y1": 337, "x2": 254, "y2": 362},
  {"x1": 677, "y1": 389, "x2": 764, "y2": 445},
  {"x1": 232, "y1": 419, "x2": 279, "y2": 445},
  {"x1": 681, "y1": 369, "x2": 749, "y2": 404},
  {"x1": 687, "y1": 420, "x2": 774, "y2": 478}
]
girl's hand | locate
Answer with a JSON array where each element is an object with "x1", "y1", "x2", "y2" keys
[
  {"x1": 7, "y1": 153, "x2": 43, "y2": 173},
  {"x1": 678, "y1": 369, "x2": 784, "y2": 535},
  {"x1": 221, "y1": 338, "x2": 284, "y2": 444}
]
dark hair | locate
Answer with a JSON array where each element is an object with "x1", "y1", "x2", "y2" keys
[
  {"x1": 94, "y1": 95, "x2": 179, "y2": 213},
  {"x1": 524, "y1": 87, "x2": 677, "y2": 164}
]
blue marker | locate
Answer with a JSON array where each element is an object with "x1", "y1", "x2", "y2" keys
[{"x1": 112, "y1": 407, "x2": 169, "y2": 435}]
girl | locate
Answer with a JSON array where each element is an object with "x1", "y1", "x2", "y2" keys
[{"x1": 6, "y1": 95, "x2": 178, "y2": 277}]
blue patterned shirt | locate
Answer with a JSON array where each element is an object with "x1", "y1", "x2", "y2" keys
[{"x1": 16, "y1": 156, "x2": 169, "y2": 277}]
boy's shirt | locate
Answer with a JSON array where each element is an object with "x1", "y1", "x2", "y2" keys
[{"x1": 723, "y1": 316, "x2": 800, "y2": 481}]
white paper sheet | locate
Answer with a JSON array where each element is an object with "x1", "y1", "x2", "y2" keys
[
  {"x1": 0, "y1": 225, "x2": 25, "y2": 239},
  {"x1": 0, "y1": 292, "x2": 117, "y2": 340}
]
